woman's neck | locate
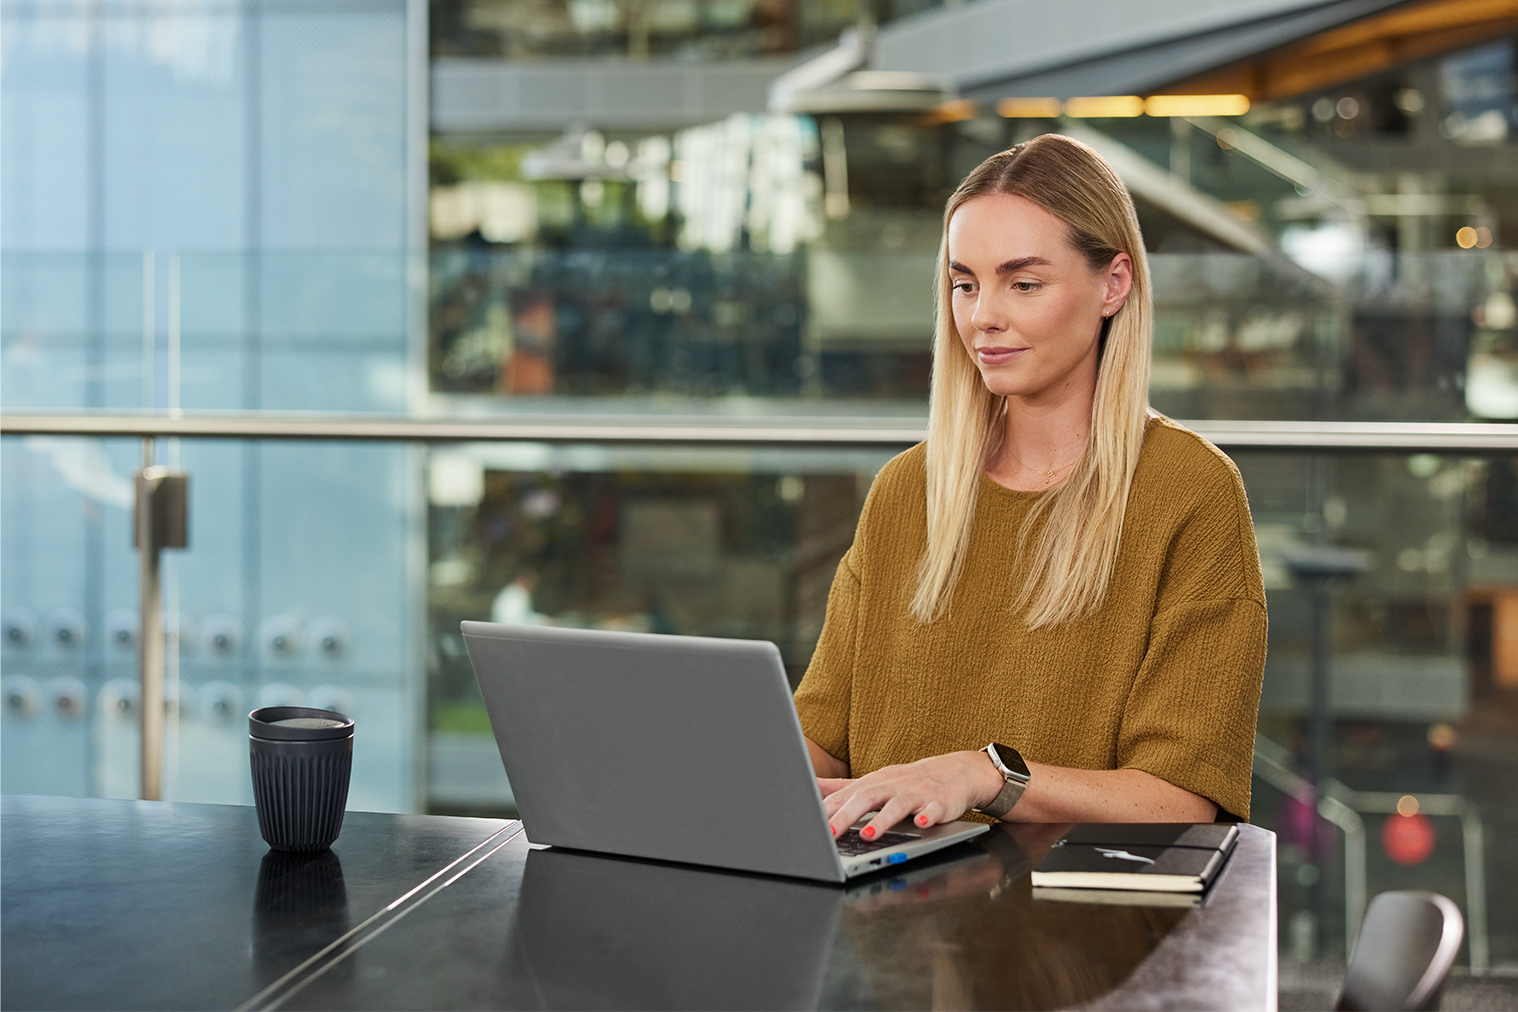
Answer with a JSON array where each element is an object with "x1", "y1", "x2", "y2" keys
[{"x1": 985, "y1": 385, "x2": 1095, "y2": 493}]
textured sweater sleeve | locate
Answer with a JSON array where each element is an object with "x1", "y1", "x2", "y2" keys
[
  {"x1": 1116, "y1": 448, "x2": 1267, "y2": 821},
  {"x1": 1117, "y1": 597, "x2": 1266, "y2": 820},
  {"x1": 793, "y1": 448, "x2": 920, "y2": 770},
  {"x1": 793, "y1": 550, "x2": 860, "y2": 767}
]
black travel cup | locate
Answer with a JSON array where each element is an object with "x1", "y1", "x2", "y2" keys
[{"x1": 249, "y1": 706, "x2": 354, "y2": 852}]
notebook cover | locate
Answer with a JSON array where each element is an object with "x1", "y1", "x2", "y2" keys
[
  {"x1": 1055, "y1": 823, "x2": 1239, "y2": 853},
  {"x1": 1030, "y1": 843, "x2": 1228, "y2": 893}
]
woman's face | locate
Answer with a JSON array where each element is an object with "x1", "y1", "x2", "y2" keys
[{"x1": 947, "y1": 193, "x2": 1131, "y2": 405}]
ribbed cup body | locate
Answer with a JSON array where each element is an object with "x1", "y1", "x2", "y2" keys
[{"x1": 250, "y1": 736, "x2": 352, "y2": 852}]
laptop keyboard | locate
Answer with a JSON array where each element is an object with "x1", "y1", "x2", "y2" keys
[{"x1": 835, "y1": 828, "x2": 916, "y2": 856}]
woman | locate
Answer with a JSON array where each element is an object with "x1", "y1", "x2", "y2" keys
[{"x1": 794, "y1": 134, "x2": 1266, "y2": 841}]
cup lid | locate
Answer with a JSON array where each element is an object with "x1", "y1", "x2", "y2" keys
[{"x1": 249, "y1": 705, "x2": 354, "y2": 741}]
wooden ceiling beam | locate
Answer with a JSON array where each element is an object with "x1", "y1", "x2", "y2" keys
[
  {"x1": 1295, "y1": 0, "x2": 1518, "y2": 55},
  {"x1": 1159, "y1": 0, "x2": 1518, "y2": 101}
]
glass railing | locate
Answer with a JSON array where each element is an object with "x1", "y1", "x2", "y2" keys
[
  {"x1": 1230, "y1": 446, "x2": 1512, "y2": 970},
  {"x1": 0, "y1": 433, "x2": 423, "y2": 812},
  {"x1": 3, "y1": 416, "x2": 1516, "y2": 971}
]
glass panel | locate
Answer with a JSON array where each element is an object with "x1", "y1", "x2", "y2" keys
[
  {"x1": 417, "y1": 443, "x2": 1518, "y2": 974},
  {"x1": 0, "y1": 435, "x2": 424, "y2": 812},
  {"x1": 424, "y1": 443, "x2": 891, "y2": 813},
  {"x1": 0, "y1": 251, "x2": 414, "y2": 414},
  {"x1": 1235, "y1": 450, "x2": 1508, "y2": 969},
  {"x1": 426, "y1": 246, "x2": 1515, "y2": 420},
  {"x1": 1, "y1": 0, "x2": 419, "y2": 810}
]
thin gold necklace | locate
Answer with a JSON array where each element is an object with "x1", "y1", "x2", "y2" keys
[{"x1": 1008, "y1": 449, "x2": 1080, "y2": 478}]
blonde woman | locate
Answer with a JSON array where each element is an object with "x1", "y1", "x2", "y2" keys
[{"x1": 794, "y1": 135, "x2": 1266, "y2": 841}]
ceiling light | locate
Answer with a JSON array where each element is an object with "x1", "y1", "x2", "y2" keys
[
  {"x1": 1063, "y1": 96, "x2": 1144, "y2": 118},
  {"x1": 1143, "y1": 94, "x2": 1250, "y2": 117},
  {"x1": 996, "y1": 97, "x2": 1061, "y2": 118}
]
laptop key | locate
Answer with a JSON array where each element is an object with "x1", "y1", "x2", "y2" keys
[{"x1": 835, "y1": 829, "x2": 916, "y2": 856}]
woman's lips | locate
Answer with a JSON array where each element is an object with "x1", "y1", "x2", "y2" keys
[{"x1": 976, "y1": 346, "x2": 1026, "y2": 365}]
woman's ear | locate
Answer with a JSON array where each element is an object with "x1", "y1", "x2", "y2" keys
[{"x1": 1102, "y1": 252, "x2": 1133, "y2": 315}]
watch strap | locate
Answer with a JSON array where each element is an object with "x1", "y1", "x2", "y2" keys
[
  {"x1": 979, "y1": 776, "x2": 1027, "y2": 821},
  {"x1": 977, "y1": 742, "x2": 1030, "y2": 821}
]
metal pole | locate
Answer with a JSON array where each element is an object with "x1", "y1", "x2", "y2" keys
[
  {"x1": 1463, "y1": 809, "x2": 1489, "y2": 972},
  {"x1": 1307, "y1": 573, "x2": 1331, "y2": 954},
  {"x1": 1336, "y1": 798, "x2": 1366, "y2": 958},
  {"x1": 1308, "y1": 576, "x2": 1332, "y2": 789},
  {"x1": 1255, "y1": 742, "x2": 1367, "y2": 958},
  {"x1": 137, "y1": 437, "x2": 164, "y2": 801},
  {"x1": 4, "y1": 414, "x2": 1518, "y2": 453}
]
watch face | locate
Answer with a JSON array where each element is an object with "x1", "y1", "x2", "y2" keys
[{"x1": 991, "y1": 743, "x2": 1031, "y2": 780}]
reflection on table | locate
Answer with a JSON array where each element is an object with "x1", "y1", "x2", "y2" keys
[
  {"x1": 0, "y1": 796, "x2": 1275, "y2": 1011},
  {"x1": 504, "y1": 831, "x2": 1192, "y2": 1011}
]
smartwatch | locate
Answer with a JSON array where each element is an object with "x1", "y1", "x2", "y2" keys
[{"x1": 977, "y1": 742, "x2": 1032, "y2": 820}]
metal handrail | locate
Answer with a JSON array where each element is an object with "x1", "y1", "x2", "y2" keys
[
  {"x1": 4, "y1": 412, "x2": 1518, "y2": 452},
  {"x1": 9, "y1": 410, "x2": 1513, "y2": 810},
  {"x1": 1253, "y1": 736, "x2": 1489, "y2": 973}
]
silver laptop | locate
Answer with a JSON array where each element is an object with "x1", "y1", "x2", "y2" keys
[{"x1": 461, "y1": 621, "x2": 989, "y2": 882}]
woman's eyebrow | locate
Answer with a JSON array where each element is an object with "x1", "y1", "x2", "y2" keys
[
  {"x1": 947, "y1": 256, "x2": 1053, "y2": 276},
  {"x1": 995, "y1": 256, "x2": 1053, "y2": 274}
]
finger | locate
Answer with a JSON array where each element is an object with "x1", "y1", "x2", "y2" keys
[
  {"x1": 828, "y1": 783, "x2": 890, "y2": 837},
  {"x1": 822, "y1": 783, "x2": 855, "y2": 818},
  {"x1": 861, "y1": 795, "x2": 916, "y2": 842},
  {"x1": 817, "y1": 777, "x2": 852, "y2": 798},
  {"x1": 822, "y1": 780, "x2": 868, "y2": 829},
  {"x1": 822, "y1": 775, "x2": 881, "y2": 817},
  {"x1": 912, "y1": 798, "x2": 945, "y2": 829}
]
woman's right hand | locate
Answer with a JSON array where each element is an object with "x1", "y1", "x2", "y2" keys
[{"x1": 818, "y1": 751, "x2": 1004, "y2": 841}]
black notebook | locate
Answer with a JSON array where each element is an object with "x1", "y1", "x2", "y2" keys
[{"x1": 1030, "y1": 823, "x2": 1238, "y2": 894}]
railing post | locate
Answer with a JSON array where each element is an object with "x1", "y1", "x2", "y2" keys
[
  {"x1": 1282, "y1": 546, "x2": 1368, "y2": 957},
  {"x1": 134, "y1": 438, "x2": 189, "y2": 802},
  {"x1": 1462, "y1": 806, "x2": 1489, "y2": 972}
]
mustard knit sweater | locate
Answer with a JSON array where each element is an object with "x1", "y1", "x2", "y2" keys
[{"x1": 793, "y1": 416, "x2": 1267, "y2": 821}]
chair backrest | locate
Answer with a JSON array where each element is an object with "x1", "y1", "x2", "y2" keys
[{"x1": 1336, "y1": 891, "x2": 1464, "y2": 1012}]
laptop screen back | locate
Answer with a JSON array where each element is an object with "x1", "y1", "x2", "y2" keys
[{"x1": 462, "y1": 622, "x2": 844, "y2": 881}]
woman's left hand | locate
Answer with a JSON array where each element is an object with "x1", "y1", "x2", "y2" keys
[{"x1": 818, "y1": 750, "x2": 1003, "y2": 841}]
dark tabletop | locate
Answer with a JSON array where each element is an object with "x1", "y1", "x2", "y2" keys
[{"x1": 1, "y1": 795, "x2": 1276, "y2": 1011}]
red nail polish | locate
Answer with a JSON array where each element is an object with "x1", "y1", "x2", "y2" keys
[
  {"x1": 831, "y1": 825, "x2": 838, "y2": 837},
  {"x1": 917, "y1": 815, "x2": 928, "y2": 827},
  {"x1": 862, "y1": 826, "x2": 875, "y2": 839}
]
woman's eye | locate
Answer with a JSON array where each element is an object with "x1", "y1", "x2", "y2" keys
[
  {"x1": 952, "y1": 281, "x2": 975, "y2": 294},
  {"x1": 1012, "y1": 280, "x2": 1039, "y2": 292}
]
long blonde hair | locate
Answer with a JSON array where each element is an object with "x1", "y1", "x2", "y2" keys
[{"x1": 910, "y1": 134, "x2": 1153, "y2": 629}]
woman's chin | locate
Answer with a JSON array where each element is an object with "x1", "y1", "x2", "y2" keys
[{"x1": 976, "y1": 370, "x2": 1033, "y2": 399}]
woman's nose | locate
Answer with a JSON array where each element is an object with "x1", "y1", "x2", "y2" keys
[{"x1": 970, "y1": 293, "x2": 1006, "y2": 334}]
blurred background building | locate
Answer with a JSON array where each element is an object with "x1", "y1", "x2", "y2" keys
[{"x1": 4, "y1": 0, "x2": 1518, "y2": 998}]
